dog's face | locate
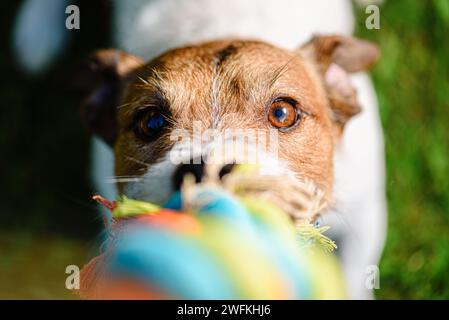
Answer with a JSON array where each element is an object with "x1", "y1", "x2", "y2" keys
[{"x1": 81, "y1": 36, "x2": 379, "y2": 206}]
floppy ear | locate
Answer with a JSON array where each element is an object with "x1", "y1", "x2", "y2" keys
[
  {"x1": 299, "y1": 35, "x2": 380, "y2": 127},
  {"x1": 79, "y1": 49, "x2": 143, "y2": 145}
]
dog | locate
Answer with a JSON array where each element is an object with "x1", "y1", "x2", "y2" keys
[
  {"x1": 14, "y1": 0, "x2": 387, "y2": 299},
  {"x1": 82, "y1": 35, "x2": 384, "y2": 299}
]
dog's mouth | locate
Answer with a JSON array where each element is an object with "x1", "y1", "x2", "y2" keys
[
  {"x1": 178, "y1": 162, "x2": 327, "y2": 225},
  {"x1": 121, "y1": 141, "x2": 328, "y2": 224}
]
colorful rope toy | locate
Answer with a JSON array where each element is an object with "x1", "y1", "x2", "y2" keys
[{"x1": 78, "y1": 165, "x2": 346, "y2": 299}]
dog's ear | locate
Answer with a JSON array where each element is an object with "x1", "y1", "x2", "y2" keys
[
  {"x1": 299, "y1": 35, "x2": 380, "y2": 127},
  {"x1": 79, "y1": 49, "x2": 143, "y2": 145}
]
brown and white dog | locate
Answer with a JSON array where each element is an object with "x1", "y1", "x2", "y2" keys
[{"x1": 14, "y1": 0, "x2": 387, "y2": 299}]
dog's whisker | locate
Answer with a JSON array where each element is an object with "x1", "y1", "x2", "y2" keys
[
  {"x1": 267, "y1": 55, "x2": 297, "y2": 89},
  {"x1": 116, "y1": 102, "x2": 134, "y2": 110},
  {"x1": 124, "y1": 154, "x2": 152, "y2": 168},
  {"x1": 105, "y1": 177, "x2": 142, "y2": 184},
  {"x1": 107, "y1": 175, "x2": 142, "y2": 179},
  {"x1": 138, "y1": 76, "x2": 150, "y2": 85}
]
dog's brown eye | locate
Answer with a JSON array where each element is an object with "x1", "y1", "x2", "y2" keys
[
  {"x1": 134, "y1": 108, "x2": 167, "y2": 141},
  {"x1": 267, "y1": 99, "x2": 301, "y2": 131}
]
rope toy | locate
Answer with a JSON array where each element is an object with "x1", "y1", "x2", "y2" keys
[{"x1": 77, "y1": 165, "x2": 346, "y2": 299}]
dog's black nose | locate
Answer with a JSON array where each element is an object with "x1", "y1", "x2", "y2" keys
[
  {"x1": 172, "y1": 159, "x2": 236, "y2": 190},
  {"x1": 218, "y1": 163, "x2": 236, "y2": 180},
  {"x1": 172, "y1": 158, "x2": 205, "y2": 190}
]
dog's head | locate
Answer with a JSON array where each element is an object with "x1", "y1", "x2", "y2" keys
[{"x1": 81, "y1": 36, "x2": 379, "y2": 209}]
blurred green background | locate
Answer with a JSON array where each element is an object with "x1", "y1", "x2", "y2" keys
[
  {"x1": 356, "y1": 0, "x2": 449, "y2": 299},
  {"x1": 1, "y1": 0, "x2": 448, "y2": 299}
]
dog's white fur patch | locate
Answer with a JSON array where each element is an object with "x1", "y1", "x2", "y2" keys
[
  {"x1": 112, "y1": 0, "x2": 355, "y2": 58},
  {"x1": 123, "y1": 153, "x2": 177, "y2": 205},
  {"x1": 323, "y1": 73, "x2": 387, "y2": 299}
]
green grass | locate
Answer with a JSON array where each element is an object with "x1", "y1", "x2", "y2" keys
[
  {"x1": 355, "y1": 0, "x2": 449, "y2": 299},
  {"x1": 0, "y1": 232, "x2": 88, "y2": 299}
]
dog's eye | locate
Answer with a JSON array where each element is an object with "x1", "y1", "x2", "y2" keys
[
  {"x1": 267, "y1": 98, "x2": 301, "y2": 131},
  {"x1": 134, "y1": 108, "x2": 167, "y2": 140}
]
